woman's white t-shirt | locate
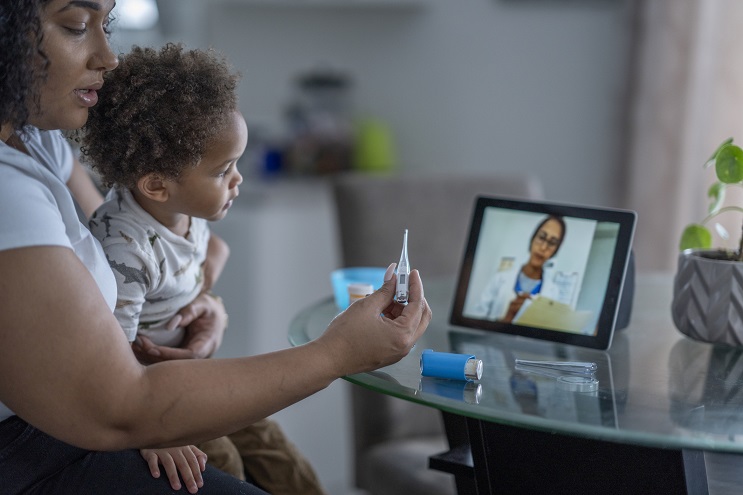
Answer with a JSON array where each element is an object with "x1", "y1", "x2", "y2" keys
[{"x1": 0, "y1": 128, "x2": 117, "y2": 422}]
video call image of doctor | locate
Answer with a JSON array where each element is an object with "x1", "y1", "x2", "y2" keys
[{"x1": 474, "y1": 215, "x2": 566, "y2": 322}]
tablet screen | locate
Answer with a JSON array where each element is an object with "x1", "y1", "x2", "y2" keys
[{"x1": 450, "y1": 196, "x2": 636, "y2": 350}]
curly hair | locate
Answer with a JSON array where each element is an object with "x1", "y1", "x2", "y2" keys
[
  {"x1": 0, "y1": 0, "x2": 51, "y2": 132},
  {"x1": 80, "y1": 43, "x2": 241, "y2": 189}
]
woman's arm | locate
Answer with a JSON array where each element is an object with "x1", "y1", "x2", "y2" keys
[
  {"x1": 66, "y1": 157, "x2": 103, "y2": 219},
  {"x1": 0, "y1": 247, "x2": 429, "y2": 451}
]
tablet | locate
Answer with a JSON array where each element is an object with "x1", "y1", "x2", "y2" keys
[{"x1": 450, "y1": 196, "x2": 636, "y2": 350}]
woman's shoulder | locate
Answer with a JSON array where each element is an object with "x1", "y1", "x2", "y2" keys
[
  {"x1": 23, "y1": 128, "x2": 74, "y2": 181},
  {"x1": 1, "y1": 127, "x2": 74, "y2": 182},
  {"x1": 0, "y1": 146, "x2": 73, "y2": 252}
]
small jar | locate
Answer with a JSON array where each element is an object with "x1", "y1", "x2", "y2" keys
[{"x1": 347, "y1": 282, "x2": 374, "y2": 305}]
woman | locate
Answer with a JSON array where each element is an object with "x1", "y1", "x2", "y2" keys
[
  {"x1": 0, "y1": 1, "x2": 431, "y2": 494},
  {"x1": 474, "y1": 215, "x2": 566, "y2": 322}
]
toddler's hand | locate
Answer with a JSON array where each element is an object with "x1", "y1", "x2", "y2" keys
[{"x1": 140, "y1": 445, "x2": 207, "y2": 494}]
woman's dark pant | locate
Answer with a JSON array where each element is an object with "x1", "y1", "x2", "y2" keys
[{"x1": 0, "y1": 415, "x2": 269, "y2": 494}]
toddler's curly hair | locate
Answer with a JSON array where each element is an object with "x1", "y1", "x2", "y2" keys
[{"x1": 80, "y1": 43, "x2": 240, "y2": 189}]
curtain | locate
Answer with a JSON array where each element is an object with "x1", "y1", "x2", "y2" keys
[{"x1": 624, "y1": 0, "x2": 743, "y2": 273}]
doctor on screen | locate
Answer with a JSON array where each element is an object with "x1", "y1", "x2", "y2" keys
[{"x1": 473, "y1": 215, "x2": 567, "y2": 322}]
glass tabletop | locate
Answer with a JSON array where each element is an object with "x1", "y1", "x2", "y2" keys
[{"x1": 288, "y1": 274, "x2": 743, "y2": 454}]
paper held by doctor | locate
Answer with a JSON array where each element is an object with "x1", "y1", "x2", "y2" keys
[{"x1": 513, "y1": 295, "x2": 593, "y2": 334}]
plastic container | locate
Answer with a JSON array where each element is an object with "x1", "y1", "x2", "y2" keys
[
  {"x1": 330, "y1": 267, "x2": 386, "y2": 310},
  {"x1": 348, "y1": 282, "x2": 375, "y2": 305}
]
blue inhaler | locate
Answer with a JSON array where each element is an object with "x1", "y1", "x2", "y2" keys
[{"x1": 420, "y1": 349, "x2": 483, "y2": 382}]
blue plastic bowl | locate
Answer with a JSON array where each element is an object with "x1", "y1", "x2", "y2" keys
[{"x1": 330, "y1": 267, "x2": 386, "y2": 310}]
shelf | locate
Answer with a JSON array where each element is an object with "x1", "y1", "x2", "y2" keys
[
  {"x1": 428, "y1": 445, "x2": 475, "y2": 480},
  {"x1": 206, "y1": 0, "x2": 426, "y2": 9}
]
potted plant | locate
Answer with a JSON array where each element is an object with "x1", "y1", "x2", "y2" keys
[{"x1": 672, "y1": 137, "x2": 743, "y2": 346}]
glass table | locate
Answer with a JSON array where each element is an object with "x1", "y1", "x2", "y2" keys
[{"x1": 289, "y1": 275, "x2": 743, "y2": 494}]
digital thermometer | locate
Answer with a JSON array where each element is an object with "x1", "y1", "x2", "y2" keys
[{"x1": 396, "y1": 229, "x2": 410, "y2": 305}]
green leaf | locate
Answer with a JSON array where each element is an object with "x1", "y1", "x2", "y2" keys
[
  {"x1": 707, "y1": 182, "x2": 726, "y2": 214},
  {"x1": 706, "y1": 137, "x2": 734, "y2": 168},
  {"x1": 715, "y1": 144, "x2": 743, "y2": 183},
  {"x1": 680, "y1": 224, "x2": 713, "y2": 251}
]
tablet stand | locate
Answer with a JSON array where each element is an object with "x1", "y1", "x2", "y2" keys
[{"x1": 615, "y1": 250, "x2": 635, "y2": 330}]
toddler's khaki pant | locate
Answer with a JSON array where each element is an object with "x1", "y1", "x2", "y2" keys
[{"x1": 197, "y1": 418, "x2": 327, "y2": 495}]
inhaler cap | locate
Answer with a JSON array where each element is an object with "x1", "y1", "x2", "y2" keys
[{"x1": 464, "y1": 358, "x2": 483, "y2": 381}]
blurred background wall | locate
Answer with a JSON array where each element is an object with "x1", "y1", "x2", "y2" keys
[
  {"x1": 114, "y1": 0, "x2": 634, "y2": 207},
  {"x1": 107, "y1": 1, "x2": 743, "y2": 493}
]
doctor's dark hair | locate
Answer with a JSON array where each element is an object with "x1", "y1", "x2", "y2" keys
[
  {"x1": 529, "y1": 215, "x2": 566, "y2": 256},
  {"x1": 80, "y1": 43, "x2": 240, "y2": 189}
]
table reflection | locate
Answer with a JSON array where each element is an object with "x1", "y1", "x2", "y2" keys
[
  {"x1": 444, "y1": 329, "x2": 619, "y2": 429},
  {"x1": 669, "y1": 339, "x2": 743, "y2": 436},
  {"x1": 419, "y1": 377, "x2": 483, "y2": 405}
]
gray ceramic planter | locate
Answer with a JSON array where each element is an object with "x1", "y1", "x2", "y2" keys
[{"x1": 672, "y1": 249, "x2": 743, "y2": 347}]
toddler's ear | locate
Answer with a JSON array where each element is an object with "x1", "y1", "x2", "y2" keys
[{"x1": 137, "y1": 174, "x2": 169, "y2": 202}]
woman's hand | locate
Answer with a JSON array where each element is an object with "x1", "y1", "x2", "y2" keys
[
  {"x1": 132, "y1": 292, "x2": 228, "y2": 364},
  {"x1": 140, "y1": 445, "x2": 207, "y2": 494},
  {"x1": 316, "y1": 263, "x2": 432, "y2": 377}
]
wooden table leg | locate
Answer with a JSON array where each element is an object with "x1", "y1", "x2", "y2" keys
[
  {"x1": 430, "y1": 413, "x2": 710, "y2": 494},
  {"x1": 468, "y1": 418, "x2": 700, "y2": 494},
  {"x1": 428, "y1": 411, "x2": 478, "y2": 494}
]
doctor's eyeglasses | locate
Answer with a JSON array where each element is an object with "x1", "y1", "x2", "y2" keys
[{"x1": 534, "y1": 231, "x2": 560, "y2": 249}]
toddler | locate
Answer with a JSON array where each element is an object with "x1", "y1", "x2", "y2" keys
[{"x1": 82, "y1": 43, "x2": 326, "y2": 495}]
